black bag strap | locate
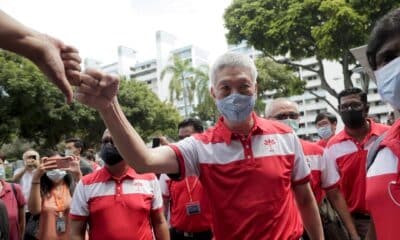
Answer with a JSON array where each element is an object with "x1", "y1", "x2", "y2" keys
[
  {"x1": 10, "y1": 183, "x2": 17, "y2": 201},
  {"x1": 366, "y1": 132, "x2": 387, "y2": 171}
]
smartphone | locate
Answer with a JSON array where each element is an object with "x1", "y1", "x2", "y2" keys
[
  {"x1": 152, "y1": 138, "x2": 161, "y2": 148},
  {"x1": 45, "y1": 156, "x2": 73, "y2": 169}
]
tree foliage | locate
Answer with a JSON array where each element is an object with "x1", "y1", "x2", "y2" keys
[
  {"x1": 255, "y1": 57, "x2": 306, "y2": 113},
  {"x1": 0, "y1": 51, "x2": 181, "y2": 153},
  {"x1": 224, "y1": 0, "x2": 400, "y2": 104}
]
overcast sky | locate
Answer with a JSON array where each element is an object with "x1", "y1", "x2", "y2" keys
[{"x1": 0, "y1": 0, "x2": 233, "y2": 64}]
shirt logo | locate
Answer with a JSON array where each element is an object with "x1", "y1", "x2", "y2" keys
[
  {"x1": 133, "y1": 182, "x2": 143, "y2": 187},
  {"x1": 264, "y1": 138, "x2": 277, "y2": 152}
]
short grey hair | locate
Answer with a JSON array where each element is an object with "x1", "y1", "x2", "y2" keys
[
  {"x1": 264, "y1": 98, "x2": 299, "y2": 118},
  {"x1": 209, "y1": 52, "x2": 258, "y2": 87}
]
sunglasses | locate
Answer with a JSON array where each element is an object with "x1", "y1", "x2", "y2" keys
[{"x1": 273, "y1": 112, "x2": 300, "y2": 120}]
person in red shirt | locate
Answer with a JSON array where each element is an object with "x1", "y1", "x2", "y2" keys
[
  {"x1": 321, "y1": 88, "x2": 389, "y2": 239},
  {"x1": 0, "y1": 179, "x2": 25, "y2": 240},
  {"x1": 265, "y1": 98, "x2": 354, "y2": 240},
  {"x1": 74, "y1": 52, "x2": 323, "y2": 240},
  {"x1": 69, "y1": 130, "x2": 169, "y2": 240},
  {"x1": 159, "y1": 118, "x2": 212, "y2": 240},
  {"x1": 314, "y1": 112, "x2": 337, "y2": 148},
  {"x1": 365, "y1": 8, "x2": 400, "y2": 240}
]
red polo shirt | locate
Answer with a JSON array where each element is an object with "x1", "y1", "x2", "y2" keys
[
  {"x1": 321, "y1": 119, "x2": 389, "y2": 213},
  {"x1": 300, "y1": 140, "x2": 325, "y2": 204},
  {"x1": 0, "y1": 180, "x2": 25, "y2": 240},
  {"x1": 169, "y1": 112, "x2": 310, "y2": 240},
  {"x1": 316, "y1": 139, "x2": 328, "y2": 148},
  {"x1": 160, "y1": 175, "x2": 212, "y2": 232},
  {"x1": 366, "y1": 119, "x2": 400, "y2": 240},
  {"x1": 69, "y1": 167, "x2": 163, "y2": 240}
]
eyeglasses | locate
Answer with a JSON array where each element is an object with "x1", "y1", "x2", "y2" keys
[
  {"x1": 339, "y1": 102, "x2": 364, "y2": 111},
  {"x1": 272, "y1": 112, "x2": 300, "y2": 120}
]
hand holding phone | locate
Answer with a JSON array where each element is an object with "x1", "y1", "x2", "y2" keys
[{"x1": 45, "y1": 156, "x2": 73, "y2": 169}]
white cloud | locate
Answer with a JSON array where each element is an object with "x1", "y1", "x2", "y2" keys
[{"x1": 0, "y1": 0, "x2": 232, "y2": 64}]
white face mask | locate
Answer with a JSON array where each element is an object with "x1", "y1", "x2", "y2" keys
[
  {"x1": 65, "y1": 149, "x2": 74, "y2": 157},
  {"x1": 46, "y1": 169, "x2": 67, "y2": 182},
  {"x1": 374, "y1": 56, "x2": 400, "y2": 110},
  {"x1": 0, "y1": 166, "x2": 5, "y2": 179},
  {"x1": 317, "y1": 125, "x2": 333, "y2": 139}
]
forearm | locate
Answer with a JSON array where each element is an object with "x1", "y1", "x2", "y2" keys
[
  {"x1": 327, "y1": 189, "x2": 359, "y2": 239},
  {"x1": 294, "y1": 184, "x2": 323, "y2": 240},
  {"x1": 18, "y1": 208, "x2": 25, "y2": 240},
  {"x1": 13, "y1": 170, "x2": 25, "y2": 183},
  {"x1": 99, "y1": 99, "x2": 177, "y2": 174},
  {"x1": 0, "y1": 11, "x2": 39, "y2": 59},
  {"x1": 154, "y1": 221, "x2": 170, "y2": 240},
  {"x1": 27, "y1": 183, "x2": 42, "y2": 215},
  {"x1": 70, "y1": 221, "x2": 87, "y2": 240}
]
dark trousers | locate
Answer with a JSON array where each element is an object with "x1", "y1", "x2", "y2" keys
[{"x1": 170, "y1": 228, "x2": 213, "y2": 240}]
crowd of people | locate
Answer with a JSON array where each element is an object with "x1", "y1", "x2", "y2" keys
[{"x1": 0, "y1": 5, "x2": 400, "y2": 240}]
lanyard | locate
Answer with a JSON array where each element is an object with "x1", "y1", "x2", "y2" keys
[
  {"x1": 185, "y1": 178, "x2": 199, "y2": 202},
  {"x1": 51, "y1": 184, "x2": 66, "y2": 213}
]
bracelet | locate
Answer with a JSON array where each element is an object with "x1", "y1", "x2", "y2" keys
[{"x1": 31, "y1": 182, "x2": 40, "y2": 184}]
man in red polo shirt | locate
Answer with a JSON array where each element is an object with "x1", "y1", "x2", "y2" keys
[
  {"x1": 74, "y1": 52, "x2": 323, "y2": 240},
  {"x1": 321, "y1": 87, "x2": 389, "y2": 239},
  {"x1": 365, "y1": 8, "x2": 400, "y2": 239},
  {"x1": 159, "y1": 118, "x2": 212, "y2": 240},
  {"x1": 314, "y1": 112, "x2": 337, "y2": 148},
  {"x1": 69, "y1": 130, "x2": 169, "y2": 240}
]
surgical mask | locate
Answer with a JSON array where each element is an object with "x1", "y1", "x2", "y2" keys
[
  {"x1": 280, "y1": 119, "x2": 299, "y2": 133},
  {"x1": 317, "y1": 126, "x2": 333, "y2": 139},
  {"x1": 65, "y1": 149, "x2": 73, "y2": 157},
  {"x1": 340, "y1": 109, "x2": 365, "y2": 129},
  {"x1": 0, "y1": 166, "x2": 5, "y2": 179},
  {"x1": 216, "y1": 93, "x2": 255, "y2": 123},
  {"x1": 100, "y1": 143, "x2": 123, "y2": 166},
  {"x1": 46, "y1": 169, "x2": 67, "y2": 182},
  {"x1": 374, "y1": 56, "x2": 400, "y2": 110}
]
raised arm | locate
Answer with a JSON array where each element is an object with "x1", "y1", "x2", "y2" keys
[
  {"x1": 0, "y1": 10, "x2": 81, "y2": 103},
  {"x1": 75, "y1": 69, "x2": 179, "y2": 174}
]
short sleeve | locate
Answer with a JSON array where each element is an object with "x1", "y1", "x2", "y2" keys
[
  {"x1": 158, "y1": 174, "x2": 170, "y2": 198},
  {"x1": 69, "y1": 180, "x2": 89, "y2": 221},
  {"x1": 151, "y1": 178, "x2": 163, "y2": 211},
  {"x1": 321, "y1": 147, "x2": 340, "y2": 189},
  {"x1": 168, "y1": 136, "x2": 200, "y2": 179},
  {"x1": 13, "y1": 184, "x2": 26, "y2": 207},
  {"x1": 291, "y1": 135, "x2": 311, "y2": 184}
]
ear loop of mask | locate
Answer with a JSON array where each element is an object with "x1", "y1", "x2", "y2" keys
[{"x1": 388, "y1": 163, "x2": 400, "y2": 207}]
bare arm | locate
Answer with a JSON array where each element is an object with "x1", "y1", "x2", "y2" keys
[
  {"x1": 18, "y1": 206, "x2": 25, "y2": 240},
  {"x1": 0, "y1": 10, "x2": 81, "y2": 103},
  {"x1": 76, "y1": 70, "x2": 179, "y2": 174},
  {"x1": 151, "y1": 210, "x2": 170, "y2": 240},
  {"x1": 326, "y1": 188, "x2": 360, "y2": 240},
  {"x1": 13, "y1": 168, "x2": 26, "y2": 183},
  {"x1": 163, "y1": 198, "x2": 170, "y2": 220},
  {"x1": 27, "y1": 182, "x2": 41, "y2": 215},
  {"x1": 70, "y1": 220, "x2": 87, "y2": 240},
  {"x1": 293, "y1": 183, "x2": 323, "y2": 240}
]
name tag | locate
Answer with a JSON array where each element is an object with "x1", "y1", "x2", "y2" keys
[
  {"x1": 186, "y1": 201, "x2": 201, "y2": 216},
  {"x1": 56, "y1": 215, "x2": 66, "y2": 233}
]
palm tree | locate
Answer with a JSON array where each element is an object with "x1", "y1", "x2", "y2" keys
[{"x1": 161, "y1": 55, "x2": 196, "y2": 117}]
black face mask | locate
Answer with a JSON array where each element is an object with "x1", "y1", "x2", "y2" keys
[
  {"x1": 100, "y1": 143, "x2": 123, "y2": 166},
  {"x1": 340, "y1": 109, "x2": 366, "y2": 129}
]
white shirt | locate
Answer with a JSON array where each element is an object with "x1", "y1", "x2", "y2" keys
[{"x1": 13, "y1": 168, "x2": 34, "y2": 203}]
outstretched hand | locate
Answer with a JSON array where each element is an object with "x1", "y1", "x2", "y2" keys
[
  {"x1": 30, "y1": 34, "x2": 81, "y2": 104},
  {"x1": 74, "y1": 69, "x2": 120, "y2": 111}
]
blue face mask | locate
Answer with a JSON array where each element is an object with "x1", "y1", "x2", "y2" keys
[
  {"x1": 216, "y1": 93, "x2": 256, "y2": 123},
  {"x1": 317, "y1": 125, "x2": 333, "y2": 139},
  {"x1": 374, "y1": 56, "x2": 400, "y2": 110}
]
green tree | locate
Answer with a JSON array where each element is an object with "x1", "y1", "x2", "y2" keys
[
  {"x1": 255, "y1": 57, "x2": 306, "y2": 113},
  {"x1": 161, "y1": 55, "x2": 196, "y2": 117},
  {"x1": 224, "y1": 0, "x2": 400, "y2": 111},
  {"x1": 192, "y1": 65, "x2": 219, "y2": 124}
]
